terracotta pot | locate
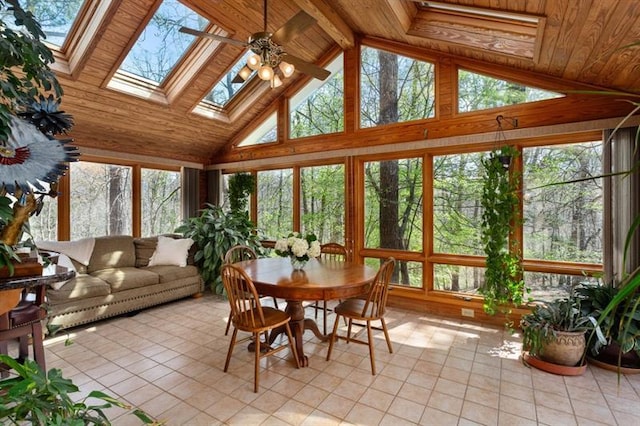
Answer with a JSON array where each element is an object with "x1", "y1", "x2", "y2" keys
[
  {"x1": 540, "y1": 330, "x2": 586, "y2": 366},
  {"x1": 588, "y1": 341, "x2": 640, "y2": 373}
]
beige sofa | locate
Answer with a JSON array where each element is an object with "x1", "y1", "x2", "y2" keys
[{"x1": 41, "y1": 235, "x2": 203, "y2": 332}]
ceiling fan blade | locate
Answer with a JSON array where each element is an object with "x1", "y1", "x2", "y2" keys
[
  {"x1": 179, "y1": 27, "x2": 247, "y2": 47},
  {"x1": 271, "y1": 11, "x2": 316, "y2": 45},
  {"x1": 283, "y1": 54, "x2": 331, "y2": 81}
]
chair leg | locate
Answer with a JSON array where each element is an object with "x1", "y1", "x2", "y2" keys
[
  {"x1": 224, "y1": 327, "x2": 238, "y2": 372},
  {"x1": 18, "y1": 335, "x2": 28, "y2": 363},
  {"x1": 381, "y1": 318, "x2": 393, "y2": 354},
  {"x1": 284, "y1": 323, "x2": 300, "y2": 369},
  {"x1": 366, "y1": 320, "x2": 376, "y2": 375},
  {"x1": 346, "y1": 318, "x2": 353, "y2": 344},
  {"x1": 322, "y1": 300, "x2": 327, "y2": 335},
  {"x1": 314, "y1": 301, "x2": 319, "y2": 319},
  {"x1": 254, "y1": 332, "x2": 261, "y2": 393},
  {"x1": 31, "y1": 322, "x2": 46, "y2": 372},
  {"x1": 326, "y1": 313, "x2": 341, "y2": 361},
  {"x1": 224, "y1": 309, "x2": 232, "y2": 336}
]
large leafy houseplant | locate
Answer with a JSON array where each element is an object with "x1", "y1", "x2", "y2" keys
[
  {"x1": 0, "y1": 0, "x2": 76, "y2": 273},
  {"x1": 0, "y1": 355, "x2": 157, "y2": 425},
  {"x1": 176, "y1": 204, "x2": 263, "y2": 294},
  {"x1": 480, "y1": 145, "x2": 525, "y2": 318}
]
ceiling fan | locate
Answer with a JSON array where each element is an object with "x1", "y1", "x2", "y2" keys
[{"x1": 179, "y1": 0, "x2": 331, "y2": 86}]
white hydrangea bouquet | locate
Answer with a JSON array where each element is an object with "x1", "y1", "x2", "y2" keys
[{"x1": 275, "y1": 232, "x2": 321, "y2": 269}]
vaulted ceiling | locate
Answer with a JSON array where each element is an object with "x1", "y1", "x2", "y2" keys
[{"x1": 49, "y1": 0, "x2": 640, "y2": 165}]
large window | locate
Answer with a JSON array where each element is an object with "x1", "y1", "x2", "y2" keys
[
  {"x1": 141, "y1": 168, "x2": 181, "y2": 237},
  {"x1": 364, "y1": 157, "x2": 423, "y2": 287},
  {"x1": 300, "y1": 164, "x2": 345, "y2": 244},
  {"x1": 257, "y1": 169, "x2": 293, "y2": 240},
  {"x1": 433, "y1": 152, "x2": 485, "y2": 256},
  {"x1": 523, "y1": 142, "x2": 603, "y2": 264},
  {"x1": 364, "y1": 157, "x2": 423, "y2": 251},
  {"x1": 360, "y1": 46, "x2": 435, "y2": 128},
  {"x1": 70, "y1": 162, "x2": 132, "y2": 239},
  {"x1": 26, "y1": 182, "x2": 58, "y2": 241}
]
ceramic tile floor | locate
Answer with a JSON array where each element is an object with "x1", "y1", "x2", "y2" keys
[{"x1": 27, "y1": 294, "x2": 640, "y2": 425}]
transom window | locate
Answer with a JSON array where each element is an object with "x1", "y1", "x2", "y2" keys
[{"x1": 458, "y1": 69, "x2": 563, "y2": 113}]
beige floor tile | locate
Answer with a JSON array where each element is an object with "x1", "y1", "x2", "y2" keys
[
  {"x1": 461, "y1": 400, "x2": 499, "y2": 425},
  {"x1": 536, "y1": 404, "x2": 578, "y2": 426},
  {"x1": 225, "y1": 405, "x2": 270, "y2": 425},
  {"x1": 316, "y1": 393, "x2": 355, "y2": 418},
  {"x1": 427, "y1": 391, "x2": 463, "y2": 416},
  {"x1": 273, "y1": 399, "x2": 315, "y2": 425},
  {"x1": 388, "y1": 395, "x2": 425, "y2": 423},
  {"x1": 420, "y1": 406, "x2": 459, "y2": 426},
  {"x1": 358, "y1": 387, "x2": 395, "y2": 411},
  {"x1": 344, "y1": 402, "x2": 385, "y2": 425},
  {"x1": 300, "y1": 409, "x2": 342, "y2": 426},
  {"x1": 204, "y1": 395, "x2": 247, "y2": 422},
  {"x1": 497, "y1": 411, "x2": 538, "y2": 426}
]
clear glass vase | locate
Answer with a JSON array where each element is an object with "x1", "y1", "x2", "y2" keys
[{"x1": 290, "y1": 256, "x2": 308, "y2": 270}]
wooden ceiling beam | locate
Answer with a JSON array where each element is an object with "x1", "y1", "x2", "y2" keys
[{"x1": 291, "y1": 0, "x2": 355, "y2": 49}]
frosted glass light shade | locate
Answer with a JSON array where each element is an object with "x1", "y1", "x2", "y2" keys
[
  {"x1": 237, "y1": 66, "x2": 252, "y2": 81},
  {"x1": 271, "y1": 74, "x2": 283, "y2": 88},
  {"x1": 258, "y1": 65, "x2": 274, "y2": 80},
  {"x1": 279, "y1": 61, "x2": 295, "y2": 77},
  {"x1": 247, "y1": 54, "x2": 261, "y2": 70}
]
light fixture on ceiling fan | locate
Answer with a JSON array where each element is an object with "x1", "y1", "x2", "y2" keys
[{"x1": 180, "y1": 0, "x2": 330, "y2": 88}]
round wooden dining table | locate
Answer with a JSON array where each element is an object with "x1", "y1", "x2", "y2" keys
[{"x1": 237, "y1": 256, "x2": 377, "y2": 367}]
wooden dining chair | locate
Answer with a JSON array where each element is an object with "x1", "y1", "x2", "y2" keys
[
  {"x1": 0, "y1": 286, "x2": 47, "y2": 377},
  {"x1": 326, "y1": 257, "x2": 396, "y2": 375},
  {"x1": 307, "y1": 242, "x2": 348, "y2": 334},
  {"x1": 223, "y1": 245, "x2": 279, "y2": 336},
  {"x1": 221, "y1": 263, "x2": 300, "y2": 392}
]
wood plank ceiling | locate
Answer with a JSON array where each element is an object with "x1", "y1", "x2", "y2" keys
[{"x1": 51, "y1": 0, "x2": 640, "y2": 165}]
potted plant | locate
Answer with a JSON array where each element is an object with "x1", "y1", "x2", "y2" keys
[
  {"x1": 0, "y1": 0, "x2": 78, "y2": 275},
  {"x1": 0, "y1": 355, "x2": 157, "y2": 424},
  {"x1": 520, "y1": 290, "x2": 595, "y2": 374},
  {"x1": 176, "y1": 204, "x2": 263, "y2": 294},
  {"x1": 479, "y1": 145, "x2": 525, "y2": 321},
  {"x1": 576, "y1": 282, "x2": 640, "y2": 373}
]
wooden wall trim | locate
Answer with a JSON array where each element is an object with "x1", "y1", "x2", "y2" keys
[
  {"x1": 208, "y1": 114, "x2": 640, "y2": 170},
  {"x1": 79, "y1": 147, "x2": 204, "y2": 169}
]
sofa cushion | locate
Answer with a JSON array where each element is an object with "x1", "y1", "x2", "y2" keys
[
  {"x1": 134, "y1": 237, "x2": 157, "y2": 268},
  {"x1": 47, "y1": 274, "x2": 111, "y2": 302},
  {"x1": 88, "y1": 236, "x2": 136, "y2": 273},
  {"x1": 91, "y1": 267, "x2": 159, "y2": 292},
  {"x1": 134, "y1": 234, "x2": 196, "y2": 267},
  {"x1": 144, "y1": 265, "x2": 199, "y2": 283},
  {"x1": 149, "y1": 236, "x2": 194, "y2": 267}
]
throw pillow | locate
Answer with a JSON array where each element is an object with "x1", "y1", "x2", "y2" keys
[{"x1": 148, "y1": 235, "x2": 194, "y2": 267}]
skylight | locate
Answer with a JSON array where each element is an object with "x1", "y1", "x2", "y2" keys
[
  {"x1": 203, "y1": 51, "x2": 255, "y2": 107},
  {"x1": 118, "y1": 0, "x2": 208, "y2": 84},
  {"x1": 15, "y1": 0, "x2": 86, "y2": 48}
]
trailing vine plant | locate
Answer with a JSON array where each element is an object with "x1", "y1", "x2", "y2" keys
[{"x1": 480, "y1": 145, "x2": 525, "y2": 321}]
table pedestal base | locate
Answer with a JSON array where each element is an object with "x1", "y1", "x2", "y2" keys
[{"x1": 260, "y1": 300, "x2": 330, "y2": 367}]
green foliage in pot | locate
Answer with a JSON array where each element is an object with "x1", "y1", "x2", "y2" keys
[
  {"x1": 520, "y1": 291, "x2": 594, "y2": 358},
  {"x1": 577, "y1": 279, "x2": 640, "y2": 360},
  {"x1": 227, "y1": 172, "x2": 255, "y2": 213},
  {"x1": 480, "y1": 145, "x2": 525, "y2": 317},
  {"x1": 175, "y1": 204, "x2": 263, "y2": 294},
  {"x1": 0, "y1": 355, "x2": 157, "y2": 425},
  {"x1": 0, "y1": 0, "x2": 64, "y2": 143}
]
